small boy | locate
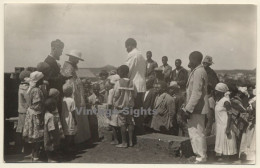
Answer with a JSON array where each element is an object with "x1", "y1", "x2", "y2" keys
[
  {"x1": 61, "y1": 84, "x2": 77, "y2": 153},
  {"x1": 48, "y1": 88, "x2": 64, "y2": 153},
  {"x1": 99, "y1": 70, "x2": 109, "y2": 103},
  {"x1": 106, "y1": 74, "x2": 120, "y2": 145},
  {"x1": 44, "y1": 98, "x2": 63, "y2": 162},
  {"x1": 113, "y1": 65, "x2": 136, "y2": 148},
  {"x1": 88, "y1": 83, "x2": 104, "y2": 142}
]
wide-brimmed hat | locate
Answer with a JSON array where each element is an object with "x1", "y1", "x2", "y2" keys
[
  {"x1": 30, "y1": 71, "x2": 44, "y2": 83},
  {"x1": 203, "y1": 55, "x2": 214, "y2": 64},
  {"x1": 66, "y1": 49, "x2": 84, "y2": 61}
]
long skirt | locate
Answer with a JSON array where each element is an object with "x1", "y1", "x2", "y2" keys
[
  {"x1": 74, "y1": 113, "x2": 91, "y2": 143},
  {"x1": 215, "y1": 123, "x2": 237, "y2": 155},
  {"x1": 239, "y1": 123, "x2": 256, "y2": 161}
]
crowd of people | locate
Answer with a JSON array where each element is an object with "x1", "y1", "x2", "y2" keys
[{"x1": 14, "y1": 38, "x2": 256, "y2": 163}]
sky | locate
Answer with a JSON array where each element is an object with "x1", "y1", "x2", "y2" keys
[{"x1": 4, "y1": 4, "x2": 257, "y2": 72}]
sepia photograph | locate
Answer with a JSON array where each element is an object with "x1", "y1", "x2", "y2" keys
[{"x1": 3, "y1": 2, "x2": 257, "y2": 165}]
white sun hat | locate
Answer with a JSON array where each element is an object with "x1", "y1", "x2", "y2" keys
[{"x1": 66, "y1": 49, "x2": 84, "y2": 61}]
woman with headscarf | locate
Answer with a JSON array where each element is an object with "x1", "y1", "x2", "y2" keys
[
  {"x1": 61, "y1": 50, "x2": 91, "y2": 144},
  {"x1": 23, "y1": 71, "x2": 45, "y2": 162},
  {"x1": 214, "y1": 83, "x2": 237, "y2": 162}
]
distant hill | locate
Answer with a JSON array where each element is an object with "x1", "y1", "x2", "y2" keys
[{"x1": 215, "y1": 69, "x2": 256, "y2": 74}]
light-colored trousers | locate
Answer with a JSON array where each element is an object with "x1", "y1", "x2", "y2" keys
[{"x1": 187, "y1": 114, "x2": 207, "y2": 160}]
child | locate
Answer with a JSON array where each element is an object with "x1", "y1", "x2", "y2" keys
[
  {"x1": 48, "y1": 89, "x2": 64, "y2": 152},
  {"x1": 214, "y1": 83, "x2": 237, "y2": 161},
  {"x1": 99, "y1": 70, "x2": 109, "y2": 103},
  {"x1": 88, "y1": 83, "x2": 104, "y2": 142},
  {"x1": 168, "y1": 81, "x2": 186, "y2": 137},
  {"x1": 107, "y1": 74, "x2": 120, "y2": 145},
  {"x1": 16, "y1": 70, "x2": 31, "y2": 153},
  {"x1": 44, "y1": 98, "x2": 63, "y2": 162},
  {"x1": 23, "y1": 71, "x2": 45, "y2": 162},
  {"x1": 61, "y1": 83, "x2": 77, "y2": 153},
  {"x1": 113, "y1": 65, "x2": 136, "y2": 148}
]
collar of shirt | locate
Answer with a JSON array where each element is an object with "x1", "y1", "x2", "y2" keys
[{"x1": 144, "y1": 90, "x2": 150, "y2": 101}]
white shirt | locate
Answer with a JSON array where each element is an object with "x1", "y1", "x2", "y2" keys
[
  {"x1": 144, "y1": 90, "x2": 150, "y2": 102},
  {"x1": 125, "y1": 48, "x2": 146, "y2": 93}
]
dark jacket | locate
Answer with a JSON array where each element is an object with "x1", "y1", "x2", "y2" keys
[
  {"x1": 146, "y1": 60, "x2": 158, "y2": 79},
  {"x1": 204, "y1": 66, "x2": 219, "y2": 90},
  {"x1": 44, "y1": 55, "x2": 66, "y2": 94},
  {"x1": 171, "y1": 67, "x2": 188, "y2": 91},
  {"x1": 142, "y1": 88, "x2": 157, "y2": 126},
  {"x1": 142, "y1": 88, "x2": 157, "y2": 110}
]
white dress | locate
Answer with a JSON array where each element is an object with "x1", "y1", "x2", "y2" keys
[{"x1": 215, "y1": 96, "x2": 237, "y2": 155}]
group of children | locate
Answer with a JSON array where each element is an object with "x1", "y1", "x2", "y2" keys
[{"x1": 17, "y1": 70, "x2": 78, "y2": 162}]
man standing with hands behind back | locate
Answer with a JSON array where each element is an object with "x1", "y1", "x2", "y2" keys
[{"x1": 181, "y1": 51, "x2": 209, "y2": 163}]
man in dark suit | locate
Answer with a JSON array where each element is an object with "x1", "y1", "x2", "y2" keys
[
  {"x1": 142, "y1": 78, "x2": 157, "y2": 129},
  {"x1": 171, "y1": 59, "x2": 188, "y2": 92},
  {"x1": 44, "y1": 39, "x2": 69, "y2": 94},
  {"x1": 44, "y1": 39, "x2": 70, "y2": 115}
]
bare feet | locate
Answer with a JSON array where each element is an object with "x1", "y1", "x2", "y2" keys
[
  {"x1": 129, "y1": 142, "x2": 133, "y2": 147},
  {"x1": 116, "y1": 143, "x2": 127, "y2": 148},
  {"x1": 110, "y1": 141, "x2": 119, "y2": 145}
]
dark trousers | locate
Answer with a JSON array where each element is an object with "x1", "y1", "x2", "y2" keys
[{"x1": 134, "y1": 92, "x2": 145, "y2": 135}]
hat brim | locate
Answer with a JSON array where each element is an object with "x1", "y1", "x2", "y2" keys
[
  {"x1": 66, "y1": 54, "x2": 84, "y2": 61},
  {"x1": 203, "y1": 61, "x2": 213, "y2": 64}
]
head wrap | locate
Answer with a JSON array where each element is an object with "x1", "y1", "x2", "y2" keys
[
  {"x1": 202, "y1": 55, "x2": 214, "y2": 64},
  {"x1": 238, "y1": 87, "x2": 249, "y2": 97},
  {"x1": 108, "y1": 74, "x2": 120, "y2": 84},
  {"x1": 215, "y1": 83, "x2": 229, "y2": 93},
  {"x1": 109, "y1": 70, "x2": 117, "y2": 76}
]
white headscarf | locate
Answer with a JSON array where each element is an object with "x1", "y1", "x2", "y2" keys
[
  {"x1": 215, "y1": 83, "x2": 230, "y2": 98},
  {"x1": 27, "y1": 71, "x2": 44, "y2": 94}
]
